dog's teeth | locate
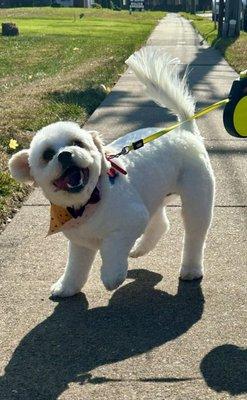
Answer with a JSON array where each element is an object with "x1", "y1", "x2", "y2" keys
[{"x1": 67, "y1": 176, "x2": 83, "y2": 189}]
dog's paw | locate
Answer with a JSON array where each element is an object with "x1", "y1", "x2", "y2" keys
[
  {"x1": 179, "y1": 265, "x2": 203, "y2": 281},
  {"x1": 129, "y1": 248, "x2": 146, "y2": 258},
  {"x1": 129, "y1": 238, "x2": 148, "y2": 258},
  {"x1": 101, "y1": 269, "x2": 127, "y2": 291},
  {"x1": 51, "y1": 276, "x2": 81, "y2": 298}
]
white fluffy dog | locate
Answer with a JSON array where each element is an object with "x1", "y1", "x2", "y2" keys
[{"x1": 9, "y1": 48, "x2": 215, "y2": 297}]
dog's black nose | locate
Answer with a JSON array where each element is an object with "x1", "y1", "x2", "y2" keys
[{"x1": 58, "y1": 151, "x2": 73, "y2": 169}]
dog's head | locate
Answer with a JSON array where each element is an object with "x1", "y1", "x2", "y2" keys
[{"x1": 9, "y1": 122, "x2": 109, "y2": 208}]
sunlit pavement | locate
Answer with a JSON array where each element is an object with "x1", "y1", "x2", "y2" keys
[{"x1": 0, "y1": 14, "x2": 246, "y2": 400}]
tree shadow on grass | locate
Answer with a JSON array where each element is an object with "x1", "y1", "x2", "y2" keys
[
  {"x1": 0, "y1": 269, "x2": 204, "y2": 400},
  {"x1": 48, "y1": 87, "x2": 107, "y2": 116},
  {"x1": 200, "y1": 344, "x2": 247, "y2": 395}
]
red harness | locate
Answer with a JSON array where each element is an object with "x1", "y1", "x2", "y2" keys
[{"x1": 106, "y1": 156, "x2": 127, "y2": 176}]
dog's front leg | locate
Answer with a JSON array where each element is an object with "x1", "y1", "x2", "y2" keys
[
  {"x1": 51, "y1": 242, "x2": 97, "y2": 297},
  {"x1": 100, "y1": 230, "x2": 142, "y2": 291}
]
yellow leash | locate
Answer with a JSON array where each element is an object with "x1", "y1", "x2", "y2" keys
[{"x1": 108, "y1": 98, "x2": 230, "y2": 159}]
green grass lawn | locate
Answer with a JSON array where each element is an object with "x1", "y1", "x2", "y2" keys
[
  {"x1": 181, "y1": 13, "x2": 247, "y2": 74},
  {"x1": 0, "y1": 7, "x2": 164, "y2": 228}
]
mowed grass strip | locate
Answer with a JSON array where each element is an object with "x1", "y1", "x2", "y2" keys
[
  {"x1": 0, "y1": 7, "x2": 164, "y2": 228},
  {"x1": 181, "y1": 13, "x2": 247, "y2": 73}
]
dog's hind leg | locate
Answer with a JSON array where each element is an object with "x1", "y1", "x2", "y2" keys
[
  {"x1": 179, "y1": 165, "x2": 215, "y2": 280},
  {"x1": 129, "y1": 206, "x2": 170, "y2": 258}
]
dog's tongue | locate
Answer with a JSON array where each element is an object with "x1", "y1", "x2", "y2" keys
[{"x1": 54, "y1": 167, "x2": 83, "y2": 190}]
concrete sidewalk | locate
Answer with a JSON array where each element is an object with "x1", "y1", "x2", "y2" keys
[{"x1": 0, "y1": 14, "x2": 246, "y2": 400}]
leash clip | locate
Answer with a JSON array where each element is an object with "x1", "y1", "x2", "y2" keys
[{"x1": 107, "y1": 145, "x2": 130, "y2": 159}]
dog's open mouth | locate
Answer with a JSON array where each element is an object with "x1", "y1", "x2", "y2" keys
[{"x1": 53, "y1": 166, "x2": 89, "y2": 193}]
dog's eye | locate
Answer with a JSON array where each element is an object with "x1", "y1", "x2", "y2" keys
[
  {"x1": 43, "y1": 148, "x2": 55, "y2": 161},
  {"x1": 72, "y1": 140, "x2": 84, "y2": 148}
]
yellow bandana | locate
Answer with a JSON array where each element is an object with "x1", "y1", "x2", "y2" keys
[
  {"x1": 47, "y1": 204, "x2": 73, "y2": 236},
  {"x1": 47, "y1": 201, "x2": 100, "y2": 237},
  {"x1": 46, "y1": 165, "x2": 122, "y2": 237}
]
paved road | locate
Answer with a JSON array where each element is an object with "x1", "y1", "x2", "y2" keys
[{"x1": 0, "y1": 14, "x2": 246, "y2": 400}]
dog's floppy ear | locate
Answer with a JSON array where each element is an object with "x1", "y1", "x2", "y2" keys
[
  {"x1": 89, "y1": 130, "x2": 104, "y2": 152},
  {"x1": 8, "y1": 149, "x2": 34, "y2": 183},
  {"x1": 89, "y1": 131, "x2": 110, "y2": 172}
]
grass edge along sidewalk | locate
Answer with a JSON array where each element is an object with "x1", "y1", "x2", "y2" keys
[
  {"x1": 181, "y1": 12, "x2": 247, "y2": 74},
  {"x1": 0, "y1": 8, "x2": 164, "y2": 231}
]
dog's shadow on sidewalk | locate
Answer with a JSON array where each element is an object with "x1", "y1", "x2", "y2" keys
[{"x1": 0, "y1": 269, "x2": 204, "y2": 399}]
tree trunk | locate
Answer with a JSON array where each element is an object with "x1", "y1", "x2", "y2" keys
[
  {"x1": 191, "y1": 0, "x2": 196, "y2": 14},
  {"x1": 225, "y1": 0, "x2": 242, "y2": 37},
  {"x1": 218, "y1": 0, "x2": 224, "y2": 37}
]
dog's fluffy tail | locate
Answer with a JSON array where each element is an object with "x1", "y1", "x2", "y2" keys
[{"x1": 126, "y1": 47, "x2": 196, "y2": 129}]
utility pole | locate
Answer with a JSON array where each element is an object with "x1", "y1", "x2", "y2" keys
[{"x1": 225, "y1": 0, "x2": 242, "y2": 37}]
